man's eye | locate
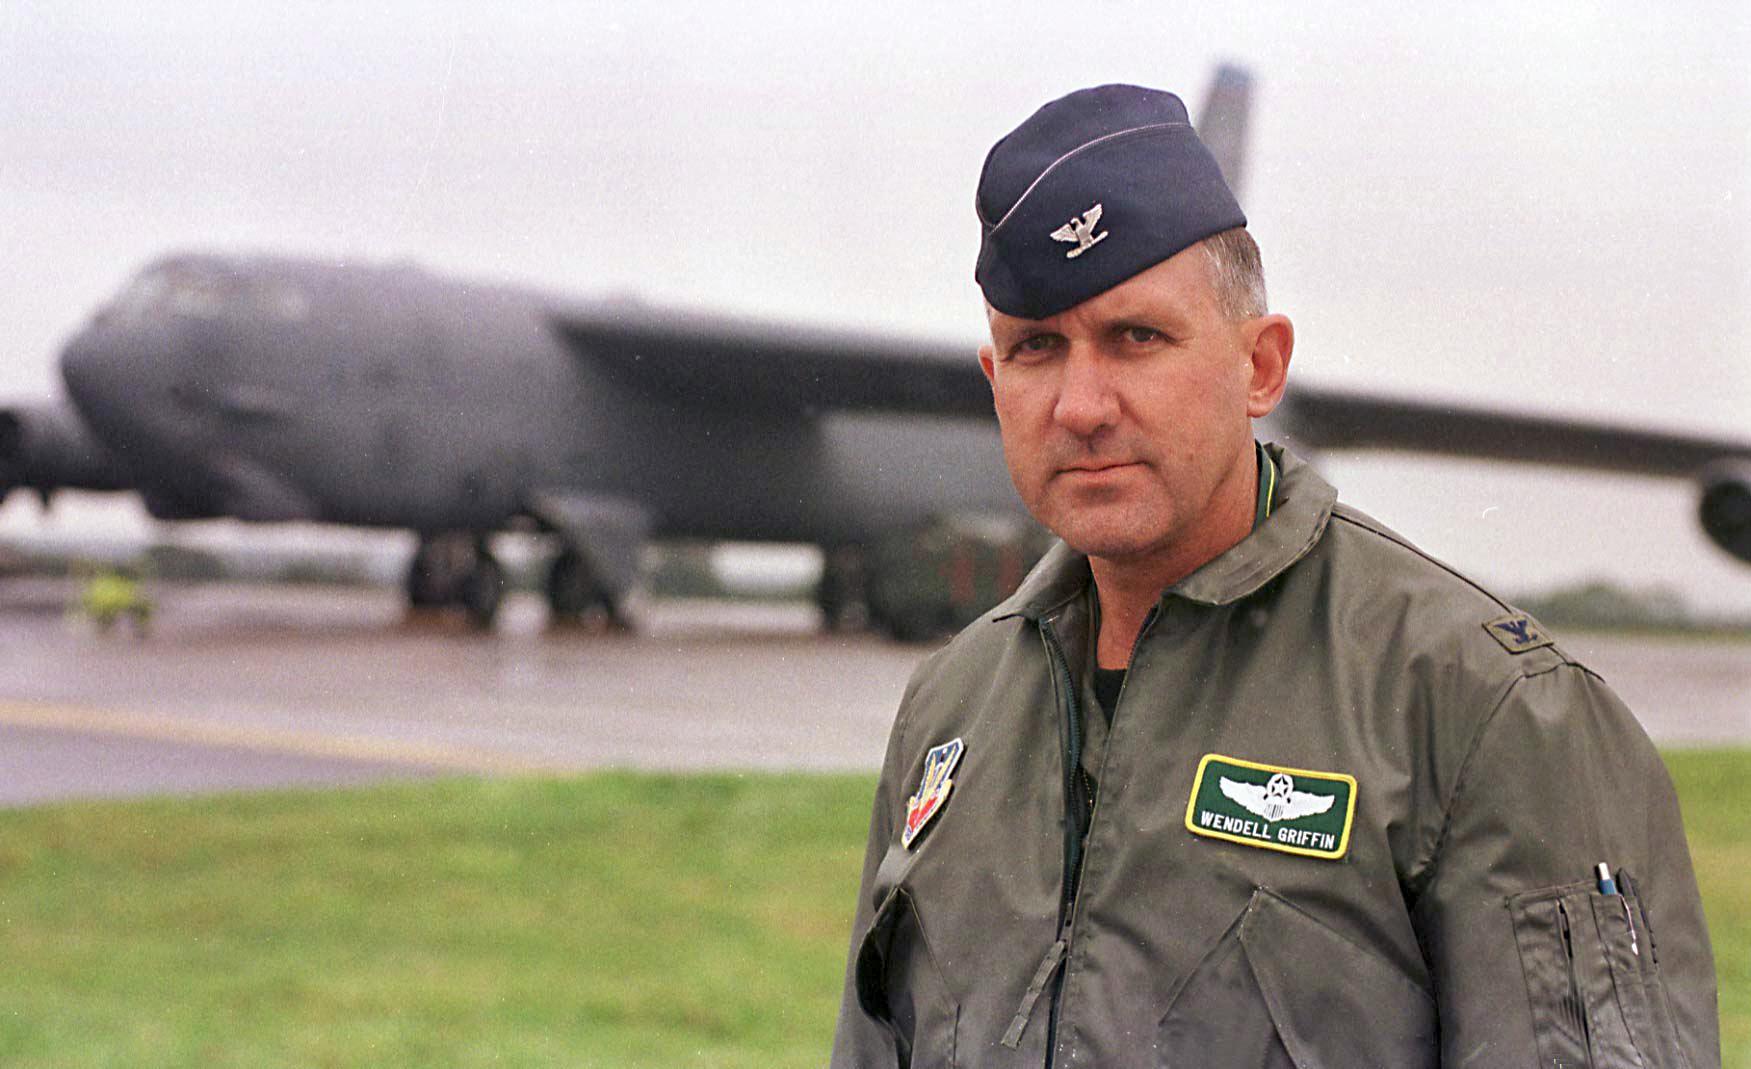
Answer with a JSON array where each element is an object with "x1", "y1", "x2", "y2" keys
[
  {"x1": 1009, "y1": 334, "x2": 1060, "y2": 359},
  {"x1": 1122, "y1": 326, "x2": 1163, "y2": 344}
]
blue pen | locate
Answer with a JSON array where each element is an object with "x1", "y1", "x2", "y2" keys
[{"x1": 1597, "y1": 861, "x2": 1639, "y2": 956}]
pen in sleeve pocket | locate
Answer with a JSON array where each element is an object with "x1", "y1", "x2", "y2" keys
[{"x1": 1597, "y1": 861, "x2": 1639, "y2": 956}]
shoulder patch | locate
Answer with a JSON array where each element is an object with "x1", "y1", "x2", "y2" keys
[
  {"x1": 902, "y1": 737, "x2": 964, "y2": 849},
  {"x1": 1482, "y1": 612, "x2": 1553, "y2": 654}
]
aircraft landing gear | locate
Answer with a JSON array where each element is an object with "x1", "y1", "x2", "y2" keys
[
  {"x1": 406, "y1": 532, "x2": 505, "y2": 630},
  {"x1": 546, "y1": 546, "x2": 624, "y2": 630},
  {"x1": 817, "y1": 545, "x2": 869, "y2": 632}
]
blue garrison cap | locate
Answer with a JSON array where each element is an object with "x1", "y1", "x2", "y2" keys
[{"x1": 975, "y1": 84, "x2": 1246, "y2": 319}]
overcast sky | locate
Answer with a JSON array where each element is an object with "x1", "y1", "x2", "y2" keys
[{"x1": 3, "y1": 2, "x2": 1750, "y2": 612}]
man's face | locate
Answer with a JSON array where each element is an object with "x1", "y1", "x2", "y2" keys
[{"x1": 979, "y1": 246, "x2": 1281, "y2": 568}]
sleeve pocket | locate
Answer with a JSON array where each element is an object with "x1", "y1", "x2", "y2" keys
[
  {"x1": 1507, "y1": 876, "x2": 1686, "y2": 1069},
  {"x1": 1158, "y1": 888, "x2": 1436, "y2": 1069},
  {"x1": 855, "y1": 886, "x2": 960, "y2": 1069}
]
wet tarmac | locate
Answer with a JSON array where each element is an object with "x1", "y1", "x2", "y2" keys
[
  {"x1": 0, "y1": 580, "x2": 918, "y2": 806},
  {"x1": 1, "y1": 579, "x2": 1746, "y2": 807}
]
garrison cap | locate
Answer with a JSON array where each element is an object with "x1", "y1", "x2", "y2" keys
[{"x1": 974, "y1": 84, "x2": 1246, "y2": 319}]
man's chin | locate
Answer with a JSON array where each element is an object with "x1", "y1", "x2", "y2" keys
[{"x1": 1049, "y1": 520, "x2": 1173, "y2": 564}]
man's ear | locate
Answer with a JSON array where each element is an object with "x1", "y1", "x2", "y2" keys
[
  {"x1": 978, "y1": 344, "x2": 997, "y2": 388},
  {"x1": 1243, "y1": 314, "x2": 1293, "y2": 418}
]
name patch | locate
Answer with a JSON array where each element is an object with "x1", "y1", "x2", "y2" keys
[{"x1": 1184, "y1": 753, "x2": 1356, "y2": 860}]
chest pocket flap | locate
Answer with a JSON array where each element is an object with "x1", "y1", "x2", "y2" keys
[{"x1": 1160, "y1": 888, "x2": 1436, "y2": 1069}]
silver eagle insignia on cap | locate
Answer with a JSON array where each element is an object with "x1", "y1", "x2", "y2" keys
[{"x1": 1050, "y1": 203, "x2": 1108, "y2": 259}]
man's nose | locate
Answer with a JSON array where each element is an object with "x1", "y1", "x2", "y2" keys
[{"x1": 1051, "y1": 348, "x2": 1120, "y2": 436}]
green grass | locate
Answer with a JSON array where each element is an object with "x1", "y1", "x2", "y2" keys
[
  {"x1": 1669, "y1": 749, "x2": 1751, "y2": 1067},
  {"x1": 0, "y1": 774, "x2": 873, "y2": 1068},
  {"x1": 0, "y1": 754, "x2": 1744, "y2": 1067}
]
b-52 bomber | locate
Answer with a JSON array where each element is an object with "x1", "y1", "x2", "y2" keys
[
  {"x1": 3, "y1": 66, "x2": 1749, "y2": 631},
  {"x1": 1, "y1": 257, "x2": 1036, "y2": 629},
  {"x1": 4, "y1": 244, "x2": 1750, "y2": 632}
]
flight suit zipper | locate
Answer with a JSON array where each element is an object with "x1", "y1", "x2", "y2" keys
[
  {"x1": 1036, "y1": 604, "x2": 1160, "y2": 1068},
  {"x1": 1041, "y1": 620, "x2": 1091, "y2": 928},
  {"x1": 1037, "y1": 619, "x2": 1083, "y2": 1069}
]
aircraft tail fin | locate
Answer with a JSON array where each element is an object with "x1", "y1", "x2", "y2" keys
[{"x1": 1197, "y1": 62, "x2": 1254, "y2": 206}]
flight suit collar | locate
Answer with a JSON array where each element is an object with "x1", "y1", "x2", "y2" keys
[{"x1": 992, "y1": 443, "x2": 1337, "y2": 622}]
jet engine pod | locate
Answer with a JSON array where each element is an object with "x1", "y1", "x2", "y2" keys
[
  {"x1": 0, "y1": 412, "x2": 19, "y2": 491},
  {"x1": 0, "y1": 401, "x2": 133, "y2": 502},
  {"x1": 1699, "y1": 460, "x2": 1751, "y2": 565}
]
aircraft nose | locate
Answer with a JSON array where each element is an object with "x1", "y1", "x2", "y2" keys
[
  {"x1": 60, "y1": 325, "x2": 119, "y2": 417},
  {"x1": 61, "y1": 323, "x2": 142, "y2": 428},
  {"x1": 60, "y1": 318, "x2": 201, "y2": 449}
]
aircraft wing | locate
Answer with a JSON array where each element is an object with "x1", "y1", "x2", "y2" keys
[
  {"x1": 1278, "y1": 383, "x2": 1751, "y2": 478},
  {"x1": 552, "y1": 300, "x2": 1751, "y2": 479},
  {"x1": 548, "y1": 302, "x2": 994, "y2": 418}
]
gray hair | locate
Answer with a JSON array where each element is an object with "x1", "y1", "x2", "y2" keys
[{"x1": 1200, "y1": 227, "x2": 1267, "y2": 321}]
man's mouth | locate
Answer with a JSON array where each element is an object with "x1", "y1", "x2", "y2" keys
[
  {"x1": 1057, "y1": 460, "x2": 1144, "y2": 482},
  {"x1": 1061, "y1": 460, "x2": 1140, "y2": 474}
]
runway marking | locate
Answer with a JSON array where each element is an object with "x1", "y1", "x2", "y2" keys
[{"x1": 0, "y1": 699, "x2": 569, "y2": 777}]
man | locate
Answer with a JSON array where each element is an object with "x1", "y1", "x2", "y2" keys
[{"x1": 830, "y1": 84, "x2": 1718, "y2": 1068}]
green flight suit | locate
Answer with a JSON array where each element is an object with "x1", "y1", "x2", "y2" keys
[{"x1": 831, "y1": 445, "x2": 1718, "y2": 1069}]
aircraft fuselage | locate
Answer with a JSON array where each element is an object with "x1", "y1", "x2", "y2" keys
[{"x1": 57, "y1": 253, "x2": 1022, "y2": 545}]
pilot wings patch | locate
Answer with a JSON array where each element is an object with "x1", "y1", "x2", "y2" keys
[
  {"x1": 1219, "y1": 773, "x2": 1335, "y2": 823},
  {"x1": 1186, "y1": 753, "x2": 1357, "y2": 860}
]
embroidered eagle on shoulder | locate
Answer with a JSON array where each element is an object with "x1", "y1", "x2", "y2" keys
[
  {"x1": 1219, "y1": 772, "x2": 1335, "y2": 823},
  {"x1": 1482, "y1": 611, "x2": 1554, "y2": 654}
]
